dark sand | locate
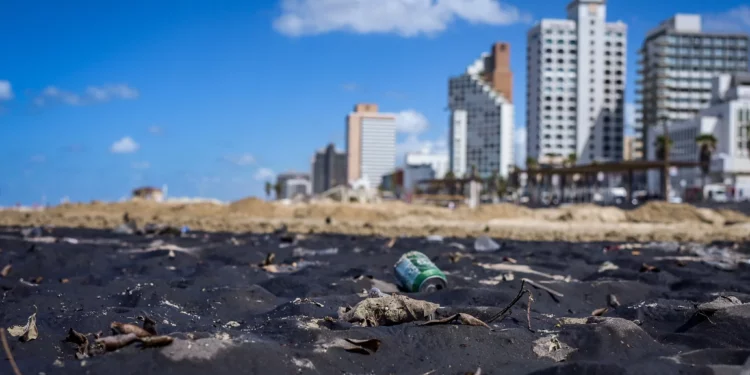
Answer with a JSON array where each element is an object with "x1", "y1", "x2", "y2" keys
[{"x1": 2, "y1": 226, "x2": 750, "y2": 374}]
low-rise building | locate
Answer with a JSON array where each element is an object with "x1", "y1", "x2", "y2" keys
[
  {"x1": 276, "y1": 172, "x2": 311, "y2": 199},
  {"x1": 648, "y1": 73, "x2": 750, "y2": 197}
]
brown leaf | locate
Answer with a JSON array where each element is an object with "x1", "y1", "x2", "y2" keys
[
  {"x1": 344, "y1": 338, "x2": 381, "y2": 354},
  {"x1": 591, "y1": 307, "x2": 608, "y2": 316},
  {"x1": 139, "y1": 335, "x2": 174, "y2": 348},
  {"x1": 95, "y1": 333, "x2": 139, "y2": 352},
  {"x1": 65, "y1": 329, "x2": 90, "y2": 359},
  {"x1": 1, "y1": 264, "x2": 11, "y2": 277},
  {"x1": 261, "y1": 253, "x2": 276, "y2": 267},
  {"x1": 7, "y1": 310, "x2": 38, "y2": 342},
  {"x1": 31, "y1": 276, "x2": 43, "y2": 284},
  {"x1": 110, "y1": 322, "x2": 152, "y2": 338},
  {"x1": 60, "y1": 278, "x2": 70, "y2": 284},
  {"x1": 631, "y1": 250, "x2": 641, "y2": 256},
  {"x1": 640, "y1": 263, "x2": 660, "y2": 273}
]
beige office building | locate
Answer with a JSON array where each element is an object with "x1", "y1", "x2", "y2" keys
[{"x1": 346, "y1": 104, "x2": 397, "y2": 189}]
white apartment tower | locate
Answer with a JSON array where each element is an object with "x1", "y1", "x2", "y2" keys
[
  {"x1": 527, "y1": 0, "x2": 627, "y2": 164},
  {"x1": 636, "y1": 14, "x2": 750, "y2": 161},
  {"x1": 346, "y1": 104, "x2": 397, "y2": 189},
  {"x1": 449, "y1": 42, "x2": 515, "y2": 178}
]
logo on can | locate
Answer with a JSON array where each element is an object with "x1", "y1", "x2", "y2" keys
[{"x1": 394, "y1": 251, "x2": 447, "y2": 293}]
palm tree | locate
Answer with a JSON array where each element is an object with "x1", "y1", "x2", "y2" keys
[
  {"x1": 273, "y1": 182, "x2": 282, "y2": 200},
  {"x1": 444, "y1": 170, "x2": 456, "y2": 195},
  {"x1": 264, "y1": 181, "x2": 272, "y2": 199},
  {"x1": 565, "y1": 153, "x2": 577, "y2": 167},
  {"x1": 655, "y1": 135, "x2": 673, "y2": 161},
  {"x1": 526, "y1": 157, "x2": 539, "y2": 170},
  {"x1": 696, "y1": 134, "x2": 717, "y2": 199}
]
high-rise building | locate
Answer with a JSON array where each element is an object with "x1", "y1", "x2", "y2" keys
[
  {"x1": 636, "y1": 14, "x2": 749, "y2": 160},
  {"x1": 449, "y1": 42, "x2": 515, "y2": 178},
  {"x1": 346, "y1": 104, "x2": 397, "y2": 189},
  {"x1": 311, "y1": 143, "x2": 347, "y2": 194},
  {"x1": 527, "y1": 0, "x2": 627, "y2": 164}
]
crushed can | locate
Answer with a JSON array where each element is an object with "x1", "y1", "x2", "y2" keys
[{"x1": 394, "y1": 251, "x2": 447, "y2": 293}]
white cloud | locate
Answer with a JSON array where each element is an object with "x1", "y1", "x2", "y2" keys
[
  {"x1": 224, "y1": 153, "x2": 256, "y2": 166},
  {"x1": 131, "y1": 161, "x2": 150, "y2": 169},
  {"x1": 0, "y1": 80, "x2": 13, "y2": 100},
  {"x1": 30, "y1": 154, "x2": 46, "y2": 163},
  {"x1": 111, "y1": 136, "x2": 139, "y2": 154},
  {"x1": 254, "y1": 167, "x2": 275, "y2": 181},
  {"x1": 274, "y1": 0, "x2": 530, "y2": 37},
  {"x1": 396, "y1": 134, "x2": 448, "y2": 163},
  {"x1": 148, "y1": 126, "x2": 163, "y2": 135},
  {"x1": 35, "y1": 84, "x2": 139, "y2": 107},
  {"x1": 396, "y1": 109, "x2": 429, "y2": 134},
  {"x1": 704, "y1": 6, "x2": 750, "y2": 32}
]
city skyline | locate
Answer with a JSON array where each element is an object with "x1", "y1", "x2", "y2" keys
[{"x1": 1, "y1": 0, "x2": 750, "y2": 205}]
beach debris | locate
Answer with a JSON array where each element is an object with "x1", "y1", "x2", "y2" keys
[
  {"x1": 591, "y1": 307, "x2": 608, "y2": 316},
  {"x1": 487, "y1": 280, "x2": 530, "y2": 324},
  {"x1": 527, "y1": 292, "x2": 535, "y2": 332},
  {"x1": 368, "y1": 287, "x2": 387, "y2": 298},
  {"x1": 168, "y1": 249, "x2": 176, "y2": 259},
  {"x1": 7, "y1": 309, "x2": 38, "y2": 342},
  {"x1": 448, "y1": 252, "x2": 474, "y2": 263},
  {"x1": 139, "y1": 314, "x2": 158, "y2": 335},
  {"x1": 339, "y1": 294, "x2": 439, "y2": 327},
  {"x1": 426, "y1": 235, "x2": 444, "y2": 242},
  {"x1": 110, "y1": 322, "x2": 151, "y2": 338},
  {"x1": 503, "y1": 256, "x2": 518, "y2": 264},
  {"x1": 223, "y1": 321, "x2": 241, "y2": 329},
  {"x1": 60, "y1": 278, "x2": 70, "y2": 284},
  {"x1": 533, "y1": 335, "x2": 576, "y2": 362},
  {"x1": 467, "y1": 367, "x2": 482, "y2": 375},
  {"x1": 0, "y1": 264, "x2": 10, "y2": 277},
  {"x1": 607, "y1": 294, "x2": 621, "y2": 308},
  {"x1": 480, "y1": 263, "x2": 569, "y2": 281},
  {"x1": 449, "y1": 242, "x2": 466, "y2": 250},
  {"x1": 422, "y1": 313, "x2": 490, "y2": 329},
  {"x1": 474, "y1": 236, "x2": 501, "y2": 252},
  {"x1": 386, "y1": 237, "x2": 397, "y2": 248},
  {"x1": 263, "y1": 260, "x2": 328, "y2": 274},
  {"x1": 598, "y1": 261, "x2": 619, "y2": 273},
  {"x1": 293, "y1": 297, "x2": 324, "y2": 307},
  {"x1": 292, "y1": 247, "x2": 339, "y2": 257},
  {"x1": 60, "y1": 237, "x2": 79, "y2": 244},
  {"x1": 640, "y1": 263, "x2": 660, "y2": 273},
  {"x1": 394, "y1": 251, "x2": 447, "y2": 292},
  {"x1": 113, "y1": 223, "x2": 136, "y2": 235},
  {"x1": 697, "y1": 296, "x2": 742, "y2": 314},
  {"x1": 65, "y1": 329, "x2": 90, "y2": 359},
  {"x1": 139, "y1": 335, "x2": 174, "y2": 348},
  {"x1": 20, "y1": 226, "x2": 43, "y2": 238},
  {"x1": 292, "y1": 357, "x2": 316, "y2": 370},
  {"x1": 94, "y1": 333, "x2": 139, "y2": 352},
  {"x1": 521, "y1": 278, "x2": 564, "y2": 298},
  {"x1": 260, "y1": 252, "x2": 276, "y2": 267},
  {"x1": 342, "y1": 338, "x2": 382, "y2": 355},
  {"x1": 479, "y1": 274, "x2": 514, "y2": 286},
  {"x1": 653, "y1": 243, "x2": 750, "y2": 271},
  {"x1": 0, "y1": 328, "x2": 22, "y2": 375}
]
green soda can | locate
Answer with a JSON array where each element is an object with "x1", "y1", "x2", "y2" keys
[{"x1": 394, "y1": 251, "x2": 448, "y2": 293}]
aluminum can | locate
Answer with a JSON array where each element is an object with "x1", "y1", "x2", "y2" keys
[{"x1": 394, "y1": 251, "x2": 447, "y2": 292}]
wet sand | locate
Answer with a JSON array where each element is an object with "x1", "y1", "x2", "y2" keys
[{"x1": 2, "y1": 227, "x2": 750, "y2": 374}]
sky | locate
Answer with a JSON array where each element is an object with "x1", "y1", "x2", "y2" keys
[{"x1": 1, "y1": 0, "x2": 750, "y2": 205}]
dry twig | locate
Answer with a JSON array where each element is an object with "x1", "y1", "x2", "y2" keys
[
  {"x1": 487, "y1": 280, "x2": 529, "y2": 324},
  {"x1": 0, "y1": 328, "x2": 22, "y2": 375},
  {"x1": 521, "y1": 278, "x2": 564, "y2": 298}
]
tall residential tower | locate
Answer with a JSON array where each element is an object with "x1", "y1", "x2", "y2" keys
[
  {"x1": 636, "y1": 14, "x2": 749, "y2": 160},
  {"x1": 346, "y1": 104, "x2": 397, "y2": 189},
  {"x1": 448, "y1": 42, "x2": 515, "y2": 178},
  {"x1": 527, "y1": 0, "x2": 627, "y2": 164}
]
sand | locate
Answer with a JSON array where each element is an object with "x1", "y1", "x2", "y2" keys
[{"x1": 2, "y1": 199, "x2": 750, "y2": 242}]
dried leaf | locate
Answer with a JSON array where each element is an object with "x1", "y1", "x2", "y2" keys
[
  {"x1": 95, "y1": 333, "x2": 138, "y2": 352},
  {"x1": 141, "y1": 315, "x2": 158, "y2": 336},
  {"x1": 31, "y1": 276, "x2": 43, "y2": 284},
  {"x1": 0, "y1": 264, "x2": 11, "y2": 277},
  {"x1": 60, "y1": 278, "x2": 70, "y2": 284},
  {"x1": 261, "y1": 253, "x2": 276, "y2": 267},
  {"x1": 139, "y1": 335, "x2": 174, "y2": 348},
  {"x1": 343, "y1": 338, "x2": 381, "y2": 354},
  {"x1": 640, "y1": 263, "x2": 660, "y2": 273},
  {"x1": 111, "y1": 322, "x2": 152, "y2": 338},
  {"x1": 591, "y1": 308, "x2": 608, "y2": 316},
  {"x1": 7, "y1": 310, "x2": 38, "y2": 342},
  {"x1": 607, "y1": 294, "x2": 621, "y2": 308},
  {"x1": 65, "y1": 328, "x2": 90, "y2": 359},
  {"x1": 631, "y1": 250, "x2": 641, "y2": 256}
]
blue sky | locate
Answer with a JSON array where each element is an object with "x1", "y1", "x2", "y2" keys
[{"x1": 1, "y1": 0, "x2": 749, "y2": 205}]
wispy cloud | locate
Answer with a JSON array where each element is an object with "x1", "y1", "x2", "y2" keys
[
  {"x1": 131, "y1": 161, "x2": 150, "y2": 169},
  {"x1": 396, "y1": 109, "x2": 429, "y2": 135},
  {"x1": 341, "y1": 82, "x2": 359, "y2": 92},
  {"x1": 704, "y1": 6, "x2": 750, "y2": 32},
  {"x1": 223, "y1": 153, "x2": 256, "y2": 166},
  {"x1": 0, "y1": 80, "x2": 13, "y2": 100},
  {"x1": 34, "y1": 84, "x2": 139, "y2": 107},
  {"x1": 148, "y1": 126, "x2": 164, "y2": 135},
  {"x1": 274, "y1": 0, "x2": 530, "y2": 37},
  {"x1": 111, "y1": 137, "x2": 139, "y2": 154},
  {"x1": 254, "y1": 167, "x2": 275, "y2": 181}
]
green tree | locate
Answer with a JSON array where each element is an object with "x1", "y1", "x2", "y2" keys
[
  {"x1": 565, "y1": 153, "x2": 577, "y2": 167},
  {"x1": 264, "y1": 181, "x2": 272, "y2": 199},
  {"x1": 273, "y1": 182, "x2": 282, "y2": 200},
  {"x1": 655, "y1": 135, "x2": 673, "y2": 161},
  {"x1": 696, "y1": 134, "x2": 718, "y2": 198},
  {"x1": 526, "y1": 157, "x2": 539, "y2": 170}
]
